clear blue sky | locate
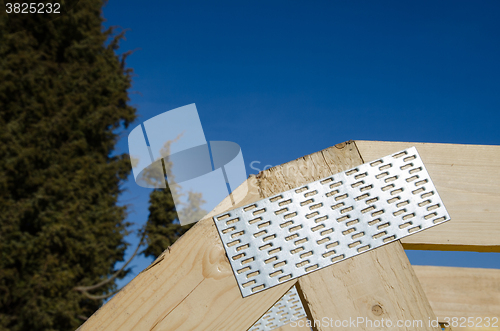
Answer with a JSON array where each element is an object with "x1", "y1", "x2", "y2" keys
[{"x1": 101, "y1": 1, "x2": 500, "y2": 289}]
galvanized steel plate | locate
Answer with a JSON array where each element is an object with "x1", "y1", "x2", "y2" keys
[
  {"x1": 214, "y1": 147, "x2": 450, "y2": 297},
  {"x1": 248, "y1": 286, "x2": 306, "y2": 331}
]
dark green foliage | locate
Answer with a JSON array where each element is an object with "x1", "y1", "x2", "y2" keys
[
  {"x1": 141, "y1": 147, "x2": 199, "y2": 260},
  {"x1": 142, "y1": 188, "x2": 192, "y2": 259},
  {"x1": 0, "y1": 1, "x2": 136, "y2": 330}
]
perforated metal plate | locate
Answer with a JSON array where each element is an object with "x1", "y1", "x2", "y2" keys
[
  {"x1": 248, "y1": 286, "x2": 306, "y2": 331},
  {"x1": 214, "y1": 147, "x2": 450, "y2": 297}
]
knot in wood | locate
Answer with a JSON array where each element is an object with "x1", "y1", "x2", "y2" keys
[{"x1": 371, "y1": 304, "x2": 383, "y2": 316}]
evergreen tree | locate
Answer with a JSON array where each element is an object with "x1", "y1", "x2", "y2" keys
[
  {"x1": 142, "y1": 188, "x2": 190, "y2": 259},
  {"x1": 0, "y1": 1, "x2": 136, "y2": 330},
  {"x1": 141, "y1": 142, "x2": 199, "y2": 259}
]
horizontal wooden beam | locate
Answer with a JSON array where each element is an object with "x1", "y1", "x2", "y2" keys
[
  {"x1": 355, "y1": 141, "x2": 500, "y2": 252},
  {"x1": 413, "y1": 265, "x2": 500, "y2": 331}
]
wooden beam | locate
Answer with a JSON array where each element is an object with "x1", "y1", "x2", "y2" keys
[
  {"x1": 355, "y1": 141, "x2": 500, "y2": 252},
  {"x1": 297, "y1": 242, "x2": 439, "y2": 331},
  {"x1": 413, "y1": 265, "x2": 500, "y2": 330}
]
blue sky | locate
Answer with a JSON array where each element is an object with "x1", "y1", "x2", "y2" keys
[{"x1": 101, "y1": 1, "x2": 500, "y2": 288}]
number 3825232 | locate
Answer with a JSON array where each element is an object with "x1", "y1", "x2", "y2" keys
[{"x1": 6, "y1": 3, "x2": 61, "y2": 14}]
